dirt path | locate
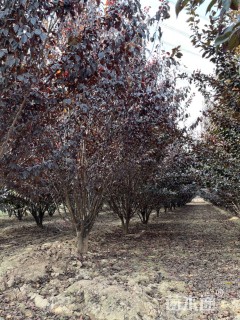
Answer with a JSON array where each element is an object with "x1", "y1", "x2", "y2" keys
[{"x1": 0, "y1": 199, "x2": 239, "y2": 320}]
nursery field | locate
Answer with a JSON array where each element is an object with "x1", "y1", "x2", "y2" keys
[{"x1": 0, "y1": 199, "x2": 239, "y2": 320}]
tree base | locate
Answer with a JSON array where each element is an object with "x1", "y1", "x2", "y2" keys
[{"x1": 76, "y1": 231, "x2": 89, "y2": 255}]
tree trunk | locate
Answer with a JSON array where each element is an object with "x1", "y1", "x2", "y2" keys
[
  {"x1": 76, "y1": 230, "x2": 89, "y2": 255},
  {"x1": 31, "y1": 210, "x2": 44, "y2": 228},
  {"x1": 31, "y1": 211, "x2": 40, "y2": 226},
  {"x1": 38, "y1": 220, "x2": 43, "y2": 228},
  {"x1": 141, "y1": 209, "x2": 151, "y2": 225},
  {"x1": 0, "y1": 95, "x2": 28, "y2": 159},
  {"x1": 164, "y1": 205, "x2": 167, "y2": 213},
  {"x1": 142, "y1": 218, "x2": 148, "y2": 225},
  {"x1": 38, "y1": 209, "x2": 44, "y2": 228},
  {"x1": 16, "y1": 209, "x2": 23, "y2": 220},
  {"x1": 122, "y1": 218, "x2": 130, "y2": 235}
]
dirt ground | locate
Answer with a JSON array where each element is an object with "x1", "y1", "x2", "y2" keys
[{"x1": 0, "y1": 198, "x2": 239, "y2": 320}]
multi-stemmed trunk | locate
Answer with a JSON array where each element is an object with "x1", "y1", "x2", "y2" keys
[
  {"x1": 138, "y1": 206, "x2": 152, "y2": 225},
  {"x1": 64, "y1": 175, "x2": 104, "y2": 256},
  {"x1": 65, "y1": 194, "x2": 96, "y2": 255},
  {"x1": 120, "y1": 216, "x2": 130, "y2": 235},
  {"x1": 30, "y1": 205, "x2": 45, "y2": 228},
  {"x1": 109, "y1": 196, "x2": 135, "y2": 235}
]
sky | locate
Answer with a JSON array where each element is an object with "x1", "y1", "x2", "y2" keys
[{"x1": 141, "y1": 0, "x2": 215, "y2": 129}]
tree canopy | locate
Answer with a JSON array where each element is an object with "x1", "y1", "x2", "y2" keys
[
  {"x1": 176, "y1": 0, "x2": 240, "y2": 49},
  {"x1": 0, "y1": 0, "x2": 239, "y2": 255}
]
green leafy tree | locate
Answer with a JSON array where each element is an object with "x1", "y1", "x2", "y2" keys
[{"x1": 176, "y1": 0, "x2": 240, "y2": 49}]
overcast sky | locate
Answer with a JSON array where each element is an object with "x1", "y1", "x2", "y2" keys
[{"x1": 141, "y1": 0, "x2": 214, "y2": 129}]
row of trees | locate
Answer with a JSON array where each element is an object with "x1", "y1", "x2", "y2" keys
[
  {"x1": 0, "y1": 0, "x2": 197, "y2": 254},
  {"x1": 187, "y1": 4, "x2": 240, "y2": 214},
  {"x1": 0, "y1": 0, "x2": 238, "y2": 255}
]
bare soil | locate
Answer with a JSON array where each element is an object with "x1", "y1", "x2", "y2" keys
[{"x1": 0, "y1": 198, "x2": 239, "y2": 320}]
